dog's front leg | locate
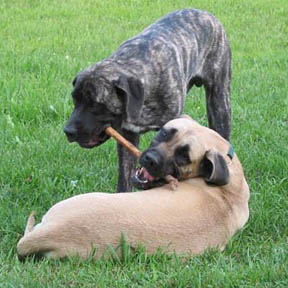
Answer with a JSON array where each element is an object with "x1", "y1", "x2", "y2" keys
[{"x1": 116, "y1": 130, "x2": 140, "y2": 192}]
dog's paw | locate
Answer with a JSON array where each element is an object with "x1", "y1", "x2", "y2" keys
[{"x1": 164, "y1": 175, "x2": 178, "y2": 191}]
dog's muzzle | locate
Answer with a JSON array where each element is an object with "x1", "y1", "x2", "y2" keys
[
  {"x1": 64, "y1": 125, "x2": 78, "y2": 142},
  {"x1": 64, "y1": 125, "x2": 110, "y2": 149},
  {"x1": 140, "y1": 149, "x2": 164, "y2": 178},
  {"x1": 132, "y1": 148, "x2": 178, "y2": 190}
]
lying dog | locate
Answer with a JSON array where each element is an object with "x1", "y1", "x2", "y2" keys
[
  {"x1": 64, "y1": 9, "x2": 232, "y2": 192},
  {"x1": 18, "y1": 116, "x2": 248, "y2": 260}
]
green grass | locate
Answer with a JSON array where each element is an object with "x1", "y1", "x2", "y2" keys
[{"x1": 1, "y1": 0, "x2": 288, "y2": 286}]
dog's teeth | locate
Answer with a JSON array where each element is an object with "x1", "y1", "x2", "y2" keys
[{"x1": 135, "y1": 168, "x2": 148, "y2": 183}]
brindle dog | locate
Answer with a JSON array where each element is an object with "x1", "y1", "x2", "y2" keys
[{"x1": 64, "y1": 9, "x2": 232, "y2": 192}]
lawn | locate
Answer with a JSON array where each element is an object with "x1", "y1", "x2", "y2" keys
[{"x1": 0, "y1": 0, "x2": 287, "y2": 287}]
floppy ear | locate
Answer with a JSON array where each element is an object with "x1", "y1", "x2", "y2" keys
[
  {"x1": 200, "y1": 149, "x2": 230, "y2": 185},
  {"x1": 179, "y1": 114, "x2": 193, "y2": 120},
  {"x1": 72, "y1": 76, "x2": 78, "y2": 86},
  {"x1": 178, "y1": 114, "x2": 200, "y2": 124},
  {"x1": 114, "y1": 75, "x2": 144, "y2": 123}
]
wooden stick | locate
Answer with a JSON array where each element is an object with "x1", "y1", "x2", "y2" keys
[
  {"x1": 105, "y1": 126, "x2": 178, "y2": 190},
  {"x1": 105, "y1": 126, "x2": 142, "y2": 159}
]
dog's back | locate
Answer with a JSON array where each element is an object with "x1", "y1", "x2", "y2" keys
[{"x1": 17, "y1": 175, "x2": 249, "y2": 260}]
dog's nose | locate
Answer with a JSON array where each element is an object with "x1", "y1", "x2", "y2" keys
[
  {"x1": 64, "y1": 126, "x2": 77, "y2": 142},
  {"x1": 141, "y1": 150, "x2": 163, "y2": 174}
]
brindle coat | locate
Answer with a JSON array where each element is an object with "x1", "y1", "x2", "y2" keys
[{"x1": 64, "y1": 9, "x2": 232, "y2": 192}]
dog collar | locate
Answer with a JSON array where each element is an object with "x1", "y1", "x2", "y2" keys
[{"x1": 227, "y1": 143, "x2": 235, "y2": 160}]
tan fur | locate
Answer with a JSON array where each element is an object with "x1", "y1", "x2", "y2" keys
[{"x1": 17, "y1": 117, "x2": 249, "y2": 260}]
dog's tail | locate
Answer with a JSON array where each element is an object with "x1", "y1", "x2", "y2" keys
[
  {"x1": 24, "y1": 211, "x2": 36, "y2": 236},
  {"x1": 17, "y1": 211, "x2": 46, "y2": 261}
]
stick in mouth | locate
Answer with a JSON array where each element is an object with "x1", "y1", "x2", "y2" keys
[
  {"x1": 105, "y1": 126, "x2": 178, "y2": 190},
  {"x1": 105, "y1": 126, "x2": 142, "y2": 159}
]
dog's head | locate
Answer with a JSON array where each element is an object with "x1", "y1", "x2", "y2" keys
[
  {"x1": 133, "y1": 115, "x2": 232, "y2": 189},
  {"x1": 64, "y1": 69, "x2": 144, "y2": 148}
]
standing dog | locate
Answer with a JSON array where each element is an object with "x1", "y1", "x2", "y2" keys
[
  {"x1": 18, "y1": 116, "x2": 249, "y2": 260},
  {"x1": 64, "y1": 9, "x2": 232, "y2": 192}
]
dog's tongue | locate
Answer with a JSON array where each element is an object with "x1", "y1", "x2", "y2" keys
[{"x1": 142, "y1": 168, "x2": 155, "y2": 182}]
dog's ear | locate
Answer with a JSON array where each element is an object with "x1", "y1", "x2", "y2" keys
[
  {"x1": 114, "y1": 75, "x2": 144, "y2": 123},
  {"x1": 72, "y1": 76, "x2": 78, "y2": 87},
  {"x1": 179, "y1": 114, "x2": 193, "y2": 120},
  {"x1": 178, "y1": 114, "x2": 199, "y2": 124},
  {"x1": 200, "y1": 149, "x2": 230, "y2": 186}
]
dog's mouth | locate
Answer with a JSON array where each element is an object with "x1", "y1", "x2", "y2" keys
[
  {"x1": 78, "y1": 130, "x2": 110, "y2": 149},
  {"x1": 132, "y1": 167, "x2": 169, "y2": 190},
  {"x1": 135, "y1": 167, "x2": 157, "y2": 183}
]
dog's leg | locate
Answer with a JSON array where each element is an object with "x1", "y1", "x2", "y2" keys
[
  {"x1": 204, "y1": 55, "x2": 232, "y2": 141},
  {"x1": 116, "y1": 130, "x2": 140, "y2": 192}
]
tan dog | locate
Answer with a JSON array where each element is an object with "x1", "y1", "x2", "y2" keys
[{"x1": 17, "y1": 116, "x2": 249, "y2": 260}]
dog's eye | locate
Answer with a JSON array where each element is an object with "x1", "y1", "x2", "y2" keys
[
  {"x1": 89, "y1": 103, "x2": 115, "y2": 121},
  {"x1": 174, "y1": 145, "x2": 191, "y2": 166},
  {"x1": 161, "y1": 129, "x2": 167, "y2": 138},
  {"x1": 91, "y1": 103, "x2": 108, "y2": 113},
  {"x1": 155, "y1": 128, "x2": 177, "y2": 143}
]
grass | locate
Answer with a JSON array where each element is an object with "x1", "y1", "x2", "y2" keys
[{"x1": 0, "y1": 0, "x2": 287, "y2": 286}]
